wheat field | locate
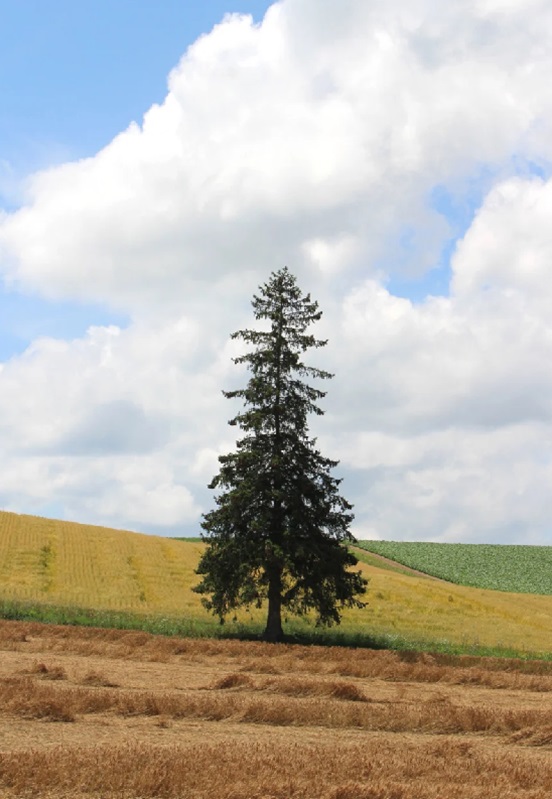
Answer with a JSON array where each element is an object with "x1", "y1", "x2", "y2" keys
[
  {"x1": 0, "y1": 510, "x2": 204, "y2": 615},
  {"x1": 1, "y1": 509, "x2": 552, "y2": 653},
  {"x1": 1, "y1": 619, "x2": 552, "y2": 798}
]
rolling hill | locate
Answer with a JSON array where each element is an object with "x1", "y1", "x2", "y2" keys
[
  {"x1": 356, "y1": 540, "x2": 552, "y2": 594},
  {"x1": 1, "y1": 509, "x2": 552, "y2": 655}
]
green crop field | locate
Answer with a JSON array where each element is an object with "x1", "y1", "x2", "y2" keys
[{"x1": 356, "y1": 540, "x2": 552, "y2": 595}]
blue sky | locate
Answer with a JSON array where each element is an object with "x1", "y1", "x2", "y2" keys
[
  {"x1": 0, "y1": 0, "x2": 273, "y2": 359},
  {"x1": 1, "y1": 0, "x2": 552, "y2": 543},
  {"x1": 1, "y1": 1, "x2": 272, "y2": 169}
]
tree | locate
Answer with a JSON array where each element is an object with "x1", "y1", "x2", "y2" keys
[{"x1": 194, "y1": 267, "x2": 367, "y2": 642}]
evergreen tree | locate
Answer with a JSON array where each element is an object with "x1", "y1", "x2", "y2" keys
[{"x1": 194, "y1": 267, "x2": 367, "y2": 642}]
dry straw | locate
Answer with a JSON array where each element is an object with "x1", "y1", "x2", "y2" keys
[{"x1": 1, "y1": 620, "x2": 552, "y2": 798}]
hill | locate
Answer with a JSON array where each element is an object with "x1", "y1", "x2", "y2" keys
[
  {"x1": 356, "y1": 540, "x2": 552, "y2": 594},
  {"x1": 0, "y1": 509, "x2": 204, "y2": 617},
  {"x1": 1, "y1": 510, "x2": 552, "y2": 655}
]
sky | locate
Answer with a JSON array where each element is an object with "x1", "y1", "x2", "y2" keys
[{"x1": 1, "y1": 0, "x2": 552, "y2": 544}]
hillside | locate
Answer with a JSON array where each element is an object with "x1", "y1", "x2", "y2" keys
[
  {"x1": 0, "y1": 510, "x2": 205, "y2": 618},
  {"x1": 356, "y1": 540, "x2": 552, "y2": 594},
  {"x1": 1, "y1": 510, "x2": 552, "y2": 655}
]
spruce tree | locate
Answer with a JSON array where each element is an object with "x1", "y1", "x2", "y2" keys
[{"x1": 194, "y1": 267, "x2": 367, "y2": 642}]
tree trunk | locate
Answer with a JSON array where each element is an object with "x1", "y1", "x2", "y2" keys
[{"x1": 264, "y1": 568, "x2": 284, "y2": 643}]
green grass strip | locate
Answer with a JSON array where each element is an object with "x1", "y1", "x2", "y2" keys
[{"x1": 1, "y1": 597, "x2": 551, "y2": 662}]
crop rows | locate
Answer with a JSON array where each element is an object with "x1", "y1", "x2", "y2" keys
[
  {"x1": 0, "y1": 510, "x2": 207, "y2": 615},
  {"x1": 357, "y1": 541, "x2": 552, "y2": 594}
]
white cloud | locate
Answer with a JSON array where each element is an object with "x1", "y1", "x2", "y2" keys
[
  {"x1": 452, "y1": 176, "x2": 552, "y2": 303},
  {"x1": 3, "y1": 0, "x2": 552, "y2": 310},
  {"x1": 1, "y1": 0, "x2": 552, "y2": 542}
]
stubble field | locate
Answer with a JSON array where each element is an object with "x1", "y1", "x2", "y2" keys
[{"x1": 1, "y1": 619, "x2": 552, "y2": 798}]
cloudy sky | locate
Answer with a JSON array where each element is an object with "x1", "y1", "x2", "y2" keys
[{"x1": 1, "y1": 0, "x2": 552, "y2": 544}]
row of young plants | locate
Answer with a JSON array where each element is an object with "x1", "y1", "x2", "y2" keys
[{"x1": 356, "y1": 541, "x2": 552, "y2": 595}]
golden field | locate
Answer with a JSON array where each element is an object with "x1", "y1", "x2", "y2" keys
[
  {"x1": 0, "y1": 510, "x2": 203, "y2": 616},
  {"x1": 1, "y1": 619, "x2": 552, "y2": 798},
  {"x1": 1, "y1": 511, "x2": 552, "y2": 797},
  {"x1": 0, "y1": 511, "x2": 552, "y2": 653},
  {"x1": 1, "y1": 509, "x2": 552, "y2": 653}
]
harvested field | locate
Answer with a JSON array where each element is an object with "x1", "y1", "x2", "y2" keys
[{"x1": 1, "y1": 620, "x2": 552, "y2": 797}]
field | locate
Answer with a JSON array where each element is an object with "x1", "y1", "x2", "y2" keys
[
  {"x1": 2, "y1": 510, "x2": 552, "y2": 656},
  {"x1": 2, "y1": 512, "x2": 552, "y2": 796},
  {"x1": 356, "y1": 541, "x2": 552, "y2": 594},
  {"x1": 1, "y1": 619, "x2": 552, "y2": 798},
  {"x1": 0, "y1": 510, "x2": 204, "y2": 616}
]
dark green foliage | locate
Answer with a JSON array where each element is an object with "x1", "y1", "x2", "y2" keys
[{"x1": 194, "y1": 267, "x2": 367, "y2": 641}]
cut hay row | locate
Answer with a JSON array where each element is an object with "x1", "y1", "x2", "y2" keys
[
  {"x1": 1, "y1": 620, "x2": 552, "y2": 799},
  {"x1": 2, "y1": 737, "x2": 551, "y2": 799},
  {"x1": 1, "y1": 671, "x2": 551, "y2": 735},
  {"x1": 2, "y1": 619, "x2": 552, "y2": 687}
]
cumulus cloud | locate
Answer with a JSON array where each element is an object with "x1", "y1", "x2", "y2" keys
[
  {"x1": 3, "y1": 0, "x2": 552, "y2": 310},
  {"x1": 1, "y1": 0, "x2": 552, "y2": 541},
  {"x1": 52, "y1": 400, "x2": 170, "y2": 456},
  {"x1": 452, "y1": 176, "x2": 552, "y2": 302}
]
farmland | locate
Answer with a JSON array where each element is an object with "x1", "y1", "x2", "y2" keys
[
  {"x1": 2, "y1": 510, "x2": 552, "y2": 656},
  {"x1": 356, "y1": 541, "x2": 552, "y2": 594},
  {"x1": 2, "y1": 512, "x2": 552, "y2": 796},
  {"x1": 0, "y1": 510, "x2": 204, "y2": 616},
  {"x1": 1, "y1": 618, "x2": 552, "y2": 798}
]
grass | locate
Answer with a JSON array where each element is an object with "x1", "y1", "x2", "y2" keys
[
  {"x1": 2, "y1": 509, "x2": 552, "y2": 657},
  {"x1": 356, "y1": 540, "x2": 552, "y2": 594},
  {"x1": 0, "y1": 596, "x2": 551, "y2": 662},
  {"x1": 0, "y1": 597, "x2": 220, "y2": 638},
  {"x1": 171, "y1": 536, "x2": 202, "y2": 542}
]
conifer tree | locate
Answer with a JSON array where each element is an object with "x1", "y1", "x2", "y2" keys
[{"x1": 194, "y1": 267, "x2": 367, "y2": 642}]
